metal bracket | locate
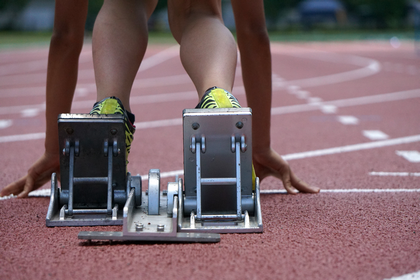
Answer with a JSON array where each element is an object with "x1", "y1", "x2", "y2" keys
[{"x1": 78, "y1": 170, "x2": 220, "y2": 243}]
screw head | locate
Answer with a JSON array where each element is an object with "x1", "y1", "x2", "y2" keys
[
  {"x1": 66, "y1": 127, "x2": 74, "y2": 135},
  {"x1": 192, "y1": 122, "x2": 200, "y2": 130},
  {"x1": 110, "y1": 129, "x2": 117, "y2": 135},
  {"x1": 135, "y1": 223, "x2": 144, "y2": 232},
  {"x1": 236, "y1": 121, "x2": 244, "y2": 129}
]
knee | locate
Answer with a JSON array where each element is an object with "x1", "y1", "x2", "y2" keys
[
  {"x1": 50, "y1": 27, "x2": 84, "y2": 57},
  {"x1": 168, "y1": 0, "x2": 223, "y2": 43},
  {"x1": 237, "y1": 24, "x2": 269, "y2": 45}
]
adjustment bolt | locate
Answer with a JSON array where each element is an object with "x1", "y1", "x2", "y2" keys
[
  {"x1": 66, "y1": 127, "x2": 74, "y2": 135},
  {"x1": 135, "y1": 223, "x2": 144, "y2": 232},
  {"x1": 192, "y1": 122, "x2": 200, "y2": 130},
  {"x1": 236, "y1": 121, "x2": 244, "y2": 129}
]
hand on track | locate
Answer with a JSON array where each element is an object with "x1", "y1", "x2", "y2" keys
[
  {"x1": 0, "y1": 152, "x2": 60, "y2": 198},
  {"x1": 253, "y1": 148, "x2": 320, "y2": 194}
]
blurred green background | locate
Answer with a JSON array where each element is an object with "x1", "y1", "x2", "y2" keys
[{"x1": 0, "y1": 0, "x2": 419, "y2": 47}]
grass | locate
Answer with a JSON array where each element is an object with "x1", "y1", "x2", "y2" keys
[
  {"x1": 266, "y1": 29, "x2": 415, "y2": 42},
  {"x1": 0, "y1": 29, "x2": 416, "y2": 50}
]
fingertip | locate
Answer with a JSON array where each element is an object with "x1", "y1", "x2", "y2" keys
[
  {"x1": 0, "y1": 190, "x2": 8, "y2": 197},
  {"x1": 285, "y1": 186, "x2": 298, "y2": 195},
  {"x1": 17, "y1": 191, "x2": 29, "y2": 198}
]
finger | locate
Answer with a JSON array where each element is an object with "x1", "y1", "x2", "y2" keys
[
  {"x1": 290, "y1": 170, "x2": 320, "y2": 193},
  {"x1": 18, "y1": 175, "x2": 35, "y2": 198},
  {"x1": 278, "y1": 166, "x2": 298, "y2": 195},
  {"x1": 0, "y1": 176, "x2": 27, "y2": 197}
]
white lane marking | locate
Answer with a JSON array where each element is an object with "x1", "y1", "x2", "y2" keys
[
  {"x1": 295, "y1": 90, "x2": 310, "y2": 99},
  {"x1": 363, "y1": 130, "x2": 389, "y2": 141},
  {"x1": 261, "y1": 189, "x2": 420, "y2": 194},
  {"x1": 135, "y1": 118, "x2": 182, "y2": 129},
  {"x1": 307, "y1": 97, "x2": 322, "y2": 104},
  {"x1": 337, "y1": 115, "x2": 359, "y2": 125},
  {"x1": 3, "y1": 85, "x2": 416, "y2": 120},
  {"x1": 320, "y1": 104, "x2": 337, "y2": 114},
  {"x1": 396, "y1": 150, "x2": 420, "y2": 163},
  {"x1": 282, "y1": 134, "x2": 420, "y2": 161},
  {"x1": 21, "y1": 108, "x2": 40, "y2": 118},
  {"x1": 271, "y1": 45, "x2": 381, "y2": 88},
  {"x1": 0, "y1": 132, "x2": 45, "y2": 143},
  {"x1": 271, "y1": 88, "x2": 420, "y2": 116},
  {"x1": 0, "y1": 119, "x2": 12, "y2": 129},
  {"x1": 1, "y1": 187, "x2": 417, "y2": 200},
  {"x1": 138, "y1": 45, "x2": 179, "y2": 72},
  {"x1": 0, "y1": 59, "x2": 47, "y2": 76},
  {"x1": 287, "y1": 85, "x2": 301, "y2": 93},
  {"x1": 0, "y1": 46, "x2": 179, "y2": 89},
  {"x1": 385, "y1": 270, "x2": 420, "y2": 280},
  {"x1": 0, "y1": 194, "x2": 15, "y2": 200},
  {"x1": 369, "y1": 172, "x2": 420, "y2": 177}
]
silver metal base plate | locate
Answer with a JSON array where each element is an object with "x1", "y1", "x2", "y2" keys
[
  {"x1": 78, "y1": 231, "x2": 220, "y2": 243},
  {"x1": 78, "y1": 190, "x2": 220, "y2": 243}
]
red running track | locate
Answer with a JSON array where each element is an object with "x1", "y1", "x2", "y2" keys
[{"x1": 1, "y1": 41, "x2": 420, "y2": 280}]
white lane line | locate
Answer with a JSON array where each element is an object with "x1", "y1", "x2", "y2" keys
[
  {"x1": 369, "y1": 172, "x2": 420, "y2": 177},
  {"x1": 0, "y1": 119, "x2": 12, "y2": 129},
  {"x1": 21, "y1": 108, "x2": 40, "y2": 118},
  {"x1": 0, "y1": 132, "x2": 45, "y2": 143},
  {"x1": 396, "y1": 150, "x2": 420, "y2": 163},
  {"x1": 0, "y1": 59, "x2": 47, "y2": 76},
  {"x1": 138, "y1": 45, "x2": 179, "y2": 72},
  {"x1": 320, "y1": 104, "x2": 337, "y2": 114},
  {"x1": 271, "y1": 88, "x2": 420, "y2": 116},
  {"x1": 3, "y1": 85, "x2": 417, "y2": 122},
  {"x1": 363, "y1": 130, "x2": 389, "y2": 141},
  {"x1": 135, "y1": 118, "x2": 182, "y2": 129},
  {"x1": 0, "y1": 45, "x2": 179, "y2": 89},
  {"x1": 261, "y1": 189, "x2": 420, "y2": 194},
  {"x1": 271, "y1": 45, "x2": 381, "y2": 88},
  {"x1": 337, "y1": 115, "x2": 359, "y2": 125},
  {"x1": 1, "y1": 187, "x2": 418, "y2": 200},
  {"x1": 282, "y1": 134, "x2": 420, "y2": 161},
  {"x1": 137, "y1": 135, "x2": 420, "y2": 179},
  {"x1": 385, "y1": 270, "x2": 420, "y2": 280}
]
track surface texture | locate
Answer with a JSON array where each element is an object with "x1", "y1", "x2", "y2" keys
[{"x1": 1, "y1": 41, "x2": 420, "y2": 280}]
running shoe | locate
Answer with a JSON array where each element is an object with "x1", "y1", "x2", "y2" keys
[
  {"x1": 196, "y1": 87, "x2": 241, "y2": 109},
  {"x1": 196, "y1": 87, "x2": 257, "y2": 189},
  {"x1": 90, "y1": 96, "x2": 135, "y2": 165}
]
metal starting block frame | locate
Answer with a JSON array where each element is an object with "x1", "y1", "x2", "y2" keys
[
  {"x1": 47, "y1": 109, "x2": 262, "y2": 242},
  {"x1": 178, "y1": 108, "x2": 263, "y2": 233},
  {"x1": 46, "y1": 114, "x2": 141, "y2": 227}
]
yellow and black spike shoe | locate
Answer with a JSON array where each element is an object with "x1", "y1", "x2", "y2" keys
[
  {"x1": 196, "y1": 87, "x2": 257, "y2": 190},
  {"x1": 196, "y1": 87, "x2": 241, "y2": 109},
  {"x1": 90, "y1": 96, "x2": 135, "y2": 166}
]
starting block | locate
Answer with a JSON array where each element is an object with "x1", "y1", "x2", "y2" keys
[
  {"x1": 46, "y1": 114, "x2": 141, "y2": 227},
  {"x1": 178, "y1": 108, "x2": 263, "y2": 233},
  {"x1": 47, "y1": 109, "x2": 262, "y2": 242}
]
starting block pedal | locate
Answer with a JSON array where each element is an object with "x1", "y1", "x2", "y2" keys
[
  {"x1": 46, "y1": 114, "x2": 141, "y2": 227},
  {"x1": 178, "y1": 108, "x2": 263, "y2": 233}
]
